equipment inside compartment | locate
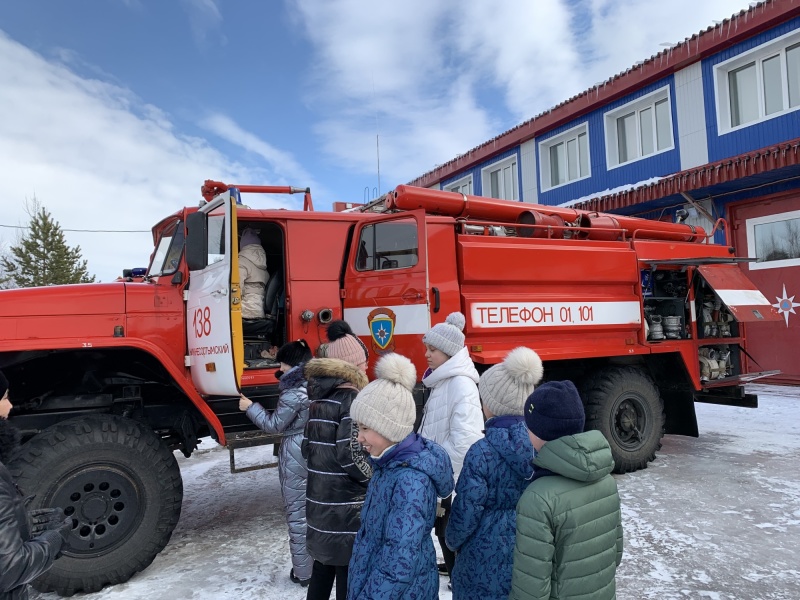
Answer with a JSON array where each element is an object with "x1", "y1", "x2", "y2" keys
[{"x1": 641, "y1": 268, "x2": 742, "y2": 383}]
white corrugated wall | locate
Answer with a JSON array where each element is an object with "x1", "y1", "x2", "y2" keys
[{"x1": 675, "y1": 62, "x2": 709, "y2": 170}]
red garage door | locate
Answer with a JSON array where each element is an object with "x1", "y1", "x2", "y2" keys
[{"x1": 730, "y1": 192, "x2": 800, "y2": 384}]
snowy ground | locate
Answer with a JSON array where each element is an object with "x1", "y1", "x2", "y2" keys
[{"x1": 32, "y1": 384, "x2": 800, "y2": 600}]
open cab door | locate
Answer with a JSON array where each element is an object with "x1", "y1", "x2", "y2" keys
[
  {"x1": 184, "y1": 190, "x2": 244, "y2": 395},
  {"x1": 342, "y1": 210, "x2": 431, "y2": 371}
]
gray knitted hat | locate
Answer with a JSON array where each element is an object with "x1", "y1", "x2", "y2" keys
[
  {"x1": 422, "y1": 312, "x2": 466, "y2": 357},
  {"x1": 351, "y1": 353, "x2": 417, "y2": 443},
  {"x1": 479, "y1": 347, "x2": 543, "y2": 417}
]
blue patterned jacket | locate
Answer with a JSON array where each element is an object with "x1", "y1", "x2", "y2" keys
[
  {"x1": 348, "y1": 434, "x2": 454, "y2": 600},
  {"x1": 446, "y1": 417, "x2": 534, "y2": 600}
]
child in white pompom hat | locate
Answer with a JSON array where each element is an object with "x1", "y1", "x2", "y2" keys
[{"x1": 347, "y1": 353, "x2": 454, "y2": 599}]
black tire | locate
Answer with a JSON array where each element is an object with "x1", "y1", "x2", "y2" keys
[
  {"x1": 9, "y1": 415, "x2": 183, "y2": 595},
  {"x1": 583, "y1": 367, "x2": 665, "y2": 474}
]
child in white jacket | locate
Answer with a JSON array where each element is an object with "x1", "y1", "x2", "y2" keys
[{"x1": 418, "y1": 311, "x2": 483, "y2": 581}]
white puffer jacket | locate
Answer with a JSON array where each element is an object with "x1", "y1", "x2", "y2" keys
[
  {"x1": 419, "y1": 347, "x2": 483, "y2": 481},
  {"x1": 238, "y1": 243, "x2": 268, "y2": 319}
]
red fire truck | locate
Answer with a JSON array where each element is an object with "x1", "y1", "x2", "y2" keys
[{"x1": 0, "y1": 182, "x2": 780, "y2": 594}]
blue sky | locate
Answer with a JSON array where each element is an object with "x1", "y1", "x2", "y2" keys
[{"x1": 0, "y1": 0, "x2": 752, "y2": 282}]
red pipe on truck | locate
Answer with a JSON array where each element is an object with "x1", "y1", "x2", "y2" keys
[{"x1": 388, "y1": 185, "x2": 705, "y2": 243}]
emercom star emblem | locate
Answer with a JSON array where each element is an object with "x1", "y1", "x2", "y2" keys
[{"x1": 772, "y1": 284, "x2": 800, "y2": 328}]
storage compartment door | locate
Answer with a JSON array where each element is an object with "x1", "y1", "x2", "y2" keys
[{"x1": 697, "y1": 265, "x2": 782, "y2": 323}]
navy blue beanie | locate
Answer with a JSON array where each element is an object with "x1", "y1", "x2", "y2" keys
[{"x1": 524, "y1": 380, "x2": 585, "y2": 441}]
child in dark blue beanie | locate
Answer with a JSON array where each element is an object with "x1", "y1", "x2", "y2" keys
[{"x1": 511, "y1": 380, "x2": 624, "y2": 600}]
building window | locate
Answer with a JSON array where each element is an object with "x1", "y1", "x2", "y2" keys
[
  {"x1": 444, "y1": 175, "x2": 472, "y2": 195},
  {"x1": 746, "y1": 210, "x2": 800, "y2": 271},
  {"x1": 538, "y1": 123, "x2": 590, "y2": 191},
  {"x1": 715, "y1": 30, "x2": 800, "y2": 133},
  {"x1": 481, "y1": 156, "x2": 518, "y2": 200},
  {"x1": 604, "y1": 86, "x2": 673, "y2": 168},
  {"x1": 356, "y1": 219, "x2": 419, "y2": 271}
]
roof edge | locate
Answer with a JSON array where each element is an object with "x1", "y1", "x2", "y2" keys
[
  {"x1": 572, "y1": 137, "x2": 800, "y2": 213},
  {"x1": 411, "y1": 0, "x2": 800, "y2": 189}
]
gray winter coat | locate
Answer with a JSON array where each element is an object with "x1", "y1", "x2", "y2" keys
[{"x1": 245, "y1": 365, "x2": 312, "y2": 580}]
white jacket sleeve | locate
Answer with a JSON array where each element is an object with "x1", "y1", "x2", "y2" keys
[{"x1": 442, "y1": 376, "x2": 483, "y2": 479}]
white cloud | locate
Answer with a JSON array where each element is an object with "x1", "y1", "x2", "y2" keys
[
  {"x1": 582, "y1": 0, "x2": 758, "y2": 85},
  {"x1": 0, "y1": 31, "x2": 296, "y2": 282},
  {"x1": 200, "y1": 113, "x2": 317, "y2": 188},
  {"x1": 289, "y1": 0, "x2": 752, "y2": 186},
  {"x1": 179, "y1": 0, "x2": 226, "y2": 47},
  {"x1": 452, "y1": 1, "x2": 584, "y2": 120}
]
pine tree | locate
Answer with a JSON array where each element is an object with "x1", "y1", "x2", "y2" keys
[
  {"x1": 1, "y1": 200, "x2": 95, "y2": 287},
  {"x1": 0, "y1": 241, "x2": 13, "y2": 290}
]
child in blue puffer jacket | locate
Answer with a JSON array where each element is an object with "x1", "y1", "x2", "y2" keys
[
  {"x1": 446, "y1": 347, "x2": 543, "y2": 600},
  {"x1": 348, "y1": 353, "x2": 454, "y2": 600}
]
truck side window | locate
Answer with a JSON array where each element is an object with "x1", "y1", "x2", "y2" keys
[
  {"x1": 148, "y1": 220, "x2": 185, "y2": 276},
  {"x1": 356, "y1": 219, "x2": 418, "y2": 272},
  {"x1": 207, "y1": 215, "x2": 226, "y2": 264}
]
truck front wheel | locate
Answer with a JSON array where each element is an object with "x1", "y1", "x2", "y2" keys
[
  {"x1": 9, "y1": 415, "x2": 183, "y2": 596},
  {"x1": 583, "y1": 367, "x2": 665, "y2": 474}
]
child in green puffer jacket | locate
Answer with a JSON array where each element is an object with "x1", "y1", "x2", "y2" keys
[{"x1": 510, "y1": 381, "x2": 623, "y2": 600}]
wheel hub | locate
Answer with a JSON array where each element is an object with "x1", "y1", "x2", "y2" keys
[
  {"x1": 81, "y1": 496, "x2": 108, "y2": 521},
  {"x1": 613, "y1": 398, "x2": 645, "y2": 448},
  {"x1": 48, "y1": 465, "x2": 142, "y2": 556}
]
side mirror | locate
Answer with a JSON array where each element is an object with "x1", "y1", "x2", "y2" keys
[{"x1": 185, "y1": 211, "x2": 208, "y2": 271}]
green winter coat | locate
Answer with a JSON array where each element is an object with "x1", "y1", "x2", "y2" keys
[{"x1": 510, "y1": 431, "x2": 623, "y2": 600}]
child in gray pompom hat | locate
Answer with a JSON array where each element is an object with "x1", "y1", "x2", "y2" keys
[
  {"x1": 446, "y1": 347, "x2": 543, "y2": 599},
  {"x1": 418, "y1": 311, "x2": 483, "y2": 580}
]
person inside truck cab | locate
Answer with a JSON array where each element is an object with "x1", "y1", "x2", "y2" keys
[{"x1": 238, "y1": 227, "x2": 276, "y2": 354}]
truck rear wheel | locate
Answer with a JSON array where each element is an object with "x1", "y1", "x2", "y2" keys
[
  {"x1": 583, "y1": 367, "x2": 665, "y2": 473},
  {"x1": 9, "y1": 415, "x2": 183, "y2": 596}
]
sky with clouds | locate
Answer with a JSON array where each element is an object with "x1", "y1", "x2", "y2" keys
[{"x1": 0, "y1": 0, "x2": 753, "y2": 282}]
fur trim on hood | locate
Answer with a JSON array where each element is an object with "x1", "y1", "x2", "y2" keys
[
  {"x1": 279, "y1": 363, "x2": 307, "y2": 392},
  {"x1": 305, "y1": 358, "x2": 369, "y2": 391}
]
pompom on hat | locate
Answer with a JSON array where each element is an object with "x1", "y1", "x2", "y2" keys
[
  {"x1": 350, "y1": 353, "x2": 417, "y2": 443},
  {"x1": 479, "y1": 347, "x2": 543, "y2": 417},
  {"x1": 325, "y1": 320, "x2": 369, "y2": 372},
  {"x1": 275, "y1": 339, "x2": 312, "y2": 368},
  {"x1": 524, "y1": 380, "x2": 585, "y2": 442},
  {"x1": 422, "y1": 312, "x2": 466, "y2": 358}
]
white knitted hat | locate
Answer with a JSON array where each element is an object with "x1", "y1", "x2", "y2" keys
[
  {"x1": 422, "y1": 312, "x2": 466, "y2": 357},
  {"x1": 479, "y1": 347, "x2": 544, "y2": 417},
  {"x1": 351, "y1": 353, "x2": 417, "y2": 443}
]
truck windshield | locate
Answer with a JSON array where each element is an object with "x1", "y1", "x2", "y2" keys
[{"x1": 148, "y1": 221, "x2": 185, "y2": 277}]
